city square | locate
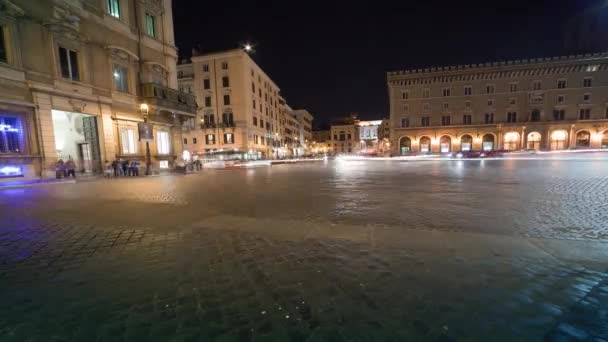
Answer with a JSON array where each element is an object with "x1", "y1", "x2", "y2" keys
[{"x1": 1, "y1": 156, "x2": 607, "y2": 340}]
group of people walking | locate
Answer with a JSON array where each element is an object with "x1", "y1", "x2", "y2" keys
[{"x1": 104, "y1": 159, "x2": 140, "y2": 178}]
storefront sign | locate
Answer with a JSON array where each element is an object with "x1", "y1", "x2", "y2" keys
[
  {"x1": 0, "y1": 124, "x2": 19, "y2": 132},
  {"x1": 0, "y1": 165, "x2": 23, "y2": 178},
  {"x1": 138, "y1": 122, "x2": 154, "y2": 142}
]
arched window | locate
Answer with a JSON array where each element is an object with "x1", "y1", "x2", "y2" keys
[
  {"x1": 550, "y1": 130, "x2": 568, "y2": 150},
  {"x1": 440, "y1": 136, "x2": 451, "y2": 153},
  {"x1": 419, "y1": 137, "x2": 431, "y2": 153},
  {"x1": 576, "y1": 131, "x2": 590, "y2": 148},
  {"x1": 460, "y1": 135, "x2": 473, "y2": 151},
  {"x1": 503, "y1": 132, "x2": 519, "y2": 151},
  {"x1": 527, "y1": 132, "x2": 541, "y2": 150},
  {"x1": 482, "y1": 134, "x2": 494, "y2": 151},
  {"x1": 400, "y1": 137, "x2": 411, "y2": 155}
]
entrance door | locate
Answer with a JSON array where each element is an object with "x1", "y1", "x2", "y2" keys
[
  {"x1": 78, "y1": 143, "x2": 91, "y2": 173},
  {"x1": 82, "y1": 116, "x2": 101, "y2": 172}
]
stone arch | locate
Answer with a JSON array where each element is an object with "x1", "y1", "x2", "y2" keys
[
  {"x1": 459, "y1": 134, "x2": 474, "y2": 152},
  {"x1": 399, "y1": 136, "x2": 413, "y2": 155},
  {"x1": 550, "y1": 130, "x2": 568, "y2": 150},
  {"x1": 439, "y1": 135, "x2": 452, "y2": 153},
  {"x1": 503, "y1": 131, "x2": 520, "y2": 151},
  {"x1": 575, "y1": 130, "x2": 591, "y2": 148},
  {"x1": 481, "y1": 133, "x2": 495, "y2": 151},
  {"x1": 418, "y1": 136, "x2": 432, "y2": 154},
  {"x1": 527, "y1": 132, "x2": 542, "y2": 150}
]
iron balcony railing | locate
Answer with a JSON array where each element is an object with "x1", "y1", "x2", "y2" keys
[{"x1": 141, "y1": 83, "x2": 197, "y2": 115}]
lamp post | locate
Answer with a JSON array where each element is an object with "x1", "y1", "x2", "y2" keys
[{"x1": 140, "y1": 103, "x2": 151, "y2": 176}]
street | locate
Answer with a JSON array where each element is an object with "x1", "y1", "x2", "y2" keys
[{"x1": 1, "y1": 157, "x2": 607, "y2": 341}]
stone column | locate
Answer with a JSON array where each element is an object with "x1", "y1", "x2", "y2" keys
[
  {"x1": 520, "y1": 126, "x2": 526, "y2": 150},
  {"x1": 32, "y1": 91, "x2": 56, "y2": 178},
  {"x1": 99, "y1": 103, "x2": 116, "y2": 163}
]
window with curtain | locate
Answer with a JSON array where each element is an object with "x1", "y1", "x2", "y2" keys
[
  {"x1": 107, "y1": 0, "x2": 120, "y2": 18},
  {"x1": 120, "y1": 127, "x2": 137, "y2": 154},
  {"x1": 157, "y1": 131, "x2": 170, "y2": 154},
  {"x1": 145, "y1": 13, "x2": 156, "y2": 37},
  {"x1": 113, "y1": 64, "x2": 128, "y2": 92}
]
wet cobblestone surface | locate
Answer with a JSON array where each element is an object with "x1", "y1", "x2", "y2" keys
[{"x1": 1, "y1": 158, "x2": 608, "y2": 341}]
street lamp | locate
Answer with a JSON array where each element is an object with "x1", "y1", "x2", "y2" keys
[{"x1": 140, "y1": 103, "x2": 151, "y2": 176}]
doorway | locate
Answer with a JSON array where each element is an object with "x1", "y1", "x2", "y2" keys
[{"x1": 52, "y1": 110, "x2": 102, "y2": 173}]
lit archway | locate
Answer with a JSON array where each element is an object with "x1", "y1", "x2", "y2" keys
[
  {"x1": 602, "y1": 131, "x2": 608, "y2": 149},
  {"x1": 503, "y1": 132, "x2": 520, "y2": 151},
  {"x1": 399, "y1": 136, "x2": 412, "y2": 155},
  {"x1": 482, "y1": 134, "x2": 495, "y2": 151},
  {"x1": 460, "y1": 134, "x2": 473, "y2": 152},
  {"x1": 575, "y1": 130, "x2": 591, "y2": 148},
  {"x1": 440, "y1": 135, "x2": 451, "y2": 153},
  {"x1": 419, "y1": 136, "x2": 431, "y2": 153},
  {"x1": 527, "y1": 132, "x2": 541, "y2": 150},
  {"x1": 550, "y1": 130, "x2": 568, "y2": 150}
]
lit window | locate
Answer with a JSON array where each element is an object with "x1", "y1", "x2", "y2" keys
[
  {"x1": 58, "y1": 47, "x2": 79, "y2": 81},
  {"x1": 157, "y1": 131, "x2": 170, "y2": 154},
  {"x1": 113, "y1": 64, "x2": 128, "y2": 92},
  {"x1": 107, "y1": 0, "x2": 120, "y2": 18},
  {"x1": 120, "y1": 127, "x2": 137, "y2": 154},
  {"x1": 145, "y1": 13, "x2": 156, "y2": 37},
  {"x1": 0, "y1": 116, "x2": 22, "y2": 153},
  {"x1": 205, "y1": 134, "x2": 215, "y2": 144},
  {"x1": 224, "y1": 133, "x2": 234, "y2": 144}
]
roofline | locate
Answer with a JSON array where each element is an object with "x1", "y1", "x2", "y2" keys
[{"x1": 387, "y1": 52, "x2": 608, "y2": 79}]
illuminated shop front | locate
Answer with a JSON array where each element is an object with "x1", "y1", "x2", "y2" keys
[{"x1": 0, "y1": 111, "x2": 34, "y2": 180}]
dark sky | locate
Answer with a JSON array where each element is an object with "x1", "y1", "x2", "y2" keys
[{"x1": 173, "y1": 0, "x2": 599, "y2": 128}]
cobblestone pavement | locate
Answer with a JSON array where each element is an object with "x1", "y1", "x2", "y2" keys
[{"x1": 1, "y1": 157, "x2": 608, "y2": 341}]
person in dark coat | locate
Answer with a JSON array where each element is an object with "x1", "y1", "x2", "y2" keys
[{"x1": 122, "y1": 159, "x2": 129, "y2": 176}]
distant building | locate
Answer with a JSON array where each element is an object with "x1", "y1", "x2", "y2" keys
[
  {"x1": 357, "y1": 120, "x2": 382, "y2": 154},
  {"x1": 311, "y1": 130, "x2": 331, "y2": 154},
  {"x1": 387, "y1": 53, "x2": 608, "y2": 155}
]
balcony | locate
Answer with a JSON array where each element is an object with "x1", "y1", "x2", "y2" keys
[
  {"x1": 200, "y1": 122, "x2": 235, "y2": 130},
  {"x1": 141, "y1": 83, "x2": 197, "y2": 116}
]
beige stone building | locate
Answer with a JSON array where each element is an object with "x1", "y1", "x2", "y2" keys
[
  {"x1": 311, "y1": 129, "x2": 331, "y2": 154},
  {"x1": 388, "y1": 53, "x2": 608, "y2": 155},
  {"x1": 0, "y1": 0, "x2": 195, "y2": 181},
  {"x1": 177, "y1": 49, "x2": 282, "y2": 159},
  {"x1": 330, "y1": 117, "x2": 358, "y2": 154}
]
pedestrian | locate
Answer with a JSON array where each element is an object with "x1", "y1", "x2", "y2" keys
[
  {"x1": 132, "y1": 161, "x2": 139, "y2": 176},
  {"x1": 122, "y1": 159, "x2": 129, "y2": 176},
  {"x1": 112, "y1": 160, "x2": 119, "y2": 177},
  {"x1": 55, "y1": 159, "x2": 65, "y2": 179},
  {"x1": 65, "y1": 157, "x2": 76, "y2": 178},
  {"x1": 104, "y1": 160, "x2": 113, "y2": 178}
]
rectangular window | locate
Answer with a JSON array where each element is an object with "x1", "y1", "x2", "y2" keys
[
  {"x1": 441, "y1": 115, "x2": 451, "y2": 126},
  {"x1": 252, "y1": 82, "x2": 255, "y2": 93},
  {"x1": 222, "y1": 76, "x2": 230, "y2": 88},
  {"x1": 400, "y1": 117, "x2": 409, "y2": 128},
  {"x1": 204, "y1": 96, "x2": 211, "y2": 107},
  {"x1": 260, "y1": 119, "x2": 264, "y2": 128},
  {"x1": 484, "y1": 113, "x2": 494, "y2": 124},
  {"x1": 579, "y1": 108, "x2": 591, "y2": 120},
  {"x1": 193, "y1": 138, "x2": 197, "y2": 144},
  {"x1": 443, "y1": 88, "x2": 451, "y2": 97},
  {"x1": 224, "y1": 133, "x2": 234, "y2": 144},
  {"x1": 422, "y1": 88, "x2": 430, "y2": 98},
  {"x1": 421, "y1": 116, "x2": 430, "y2": 127},
  {"x1": 0, "y1": 116, "x2": 22, "y2": 154},
  {"x1": 0, "y1": 26, "x2": 7, "y2": 63},
  {"x1": 107, "y1": 0, "x2": 120, "y2": 18},
  {"x1": 113, "y1": 64, "x2": 128, "y2": 92},
  {"x1": 557, "y1": 80, "x2": 567, "y2": 89},
  {"x1": 465, "y1": 101, "x2": 471, "y2": 109},
  {"x1": 583, "y1": 93, "x2": 591, "y2": 102},
  {"x1": 507, "y1": 112, "x2": 517, "y2": 123},
  {"x1": 509, "y1": 83, "x2": 517, "y2": 92},
  {"x1": 402, "y1": 90, "x2": 409, "y2": 99},
  {"x1": 509, "y1": 98, "x2": 517, "y2": 105},
  {"x1": 203, "y1": 79, "x2": 210, "y2": 89},
  {"x1": 183, "y1": 138, "x2": 187, "y2": 145},
  {"x1": 443, "y1": 103, "x2": 449, "y2": 111},
  {"x1": 59, "y1": 47, "x2": 80, "y2": 81},
  {"x1": 464, "y1": 86, "x2": 472, "y2": 96},
  {"x1": 205, "y1": 134, "x2": 215, "y2": 144},
  {"x1": 120, "y1": 127, "x2": 137, "y2": 154},
  {"x1": 584, "y1": 77, "x2": 592, "y2": 87},
  {"x1": 202, "y1": 64, "x2": 209, "y2": 72},
  {"x1": 557, "y1": 95, "x2": 565, "y2": 104},
  {"x1": 486, "y1": 84, "x2": 495, "y2": 94},
  {"x1": 221, "y1": 62, "x2": 228, "y2": 70},
  {"x1": 463, "y1": 114, "x2": 472, "y2": 125},
  {"x1": 253, "y1": 117, "x2": 257, "y2": 125},
  {"x1": 553, "y1": 110, "x2": 565, "y2": 121},
  {"x1": 157, "y1": 131, "x2": 170, "y2": 154},
  {"x1": 223, "y1": 94, "x2": 230, "y2": 105},
  {"x1": 533, "y1": 81, "x2": 542, "y2": 91},
  {"x1": 145, "y1": 13, "x2": 156, "y2": 37}
]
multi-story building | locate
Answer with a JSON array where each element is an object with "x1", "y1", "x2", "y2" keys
[
  {"x1": 387, "y1": 53, "x2": 608, "y2": 155},
  {"x1": 291, "y1": 109, "x2": 313, "y2": 153},
  {"x1": 0, "y1": 0, "x2": 195, "y2": 181},
  {"x1": 330, "y1": 116, "x2": 358, "y2": 154},
  {"x1": 311, "y1": 130, "x2": 331, "y2": 154},
  {"x1": 178, "y1": 49, "x2": 283, "y2": 160},
  {"x1": 357, "y1": 120, "x2": 382, "y2": 154}
]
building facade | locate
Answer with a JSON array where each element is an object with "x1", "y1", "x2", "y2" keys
[
  {"x1": 178, "y1": 49, "x2": 283, "y2": 160},
  {"x1": 357, "y1": 120, "x2": 382, "y2": 154},
  {"x1": 388, "y1": 53, "x2": 608, "y2": 155},
  {"x1": 0, "y1": 0, "x2": 195, "y2": 181},
  {"x1": 311, "y1": 129, "x2": 331, "y2": 154}
]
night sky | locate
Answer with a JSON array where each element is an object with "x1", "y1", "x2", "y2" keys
[{"x1": 173, "y1": 0, "x2": 599, "y2": 128}]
